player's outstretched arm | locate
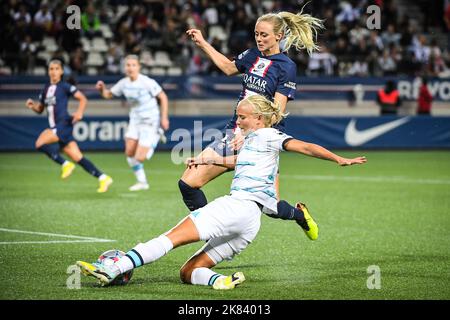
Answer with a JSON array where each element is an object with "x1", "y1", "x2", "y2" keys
[
  {"x1": 157, "y1": 90, "x2": 170, "y2": 130},
  {"x1": 95, "y1": 80, "x2": 113, "y2": 99},
  {"x1": 72, "y1": 91, "x2": 87, "y2": 123},
  {"x1": 185, "y1": 154, "x2": 237, "y2": 170},
  {"x1": 284, "y1": 139, "x2": 367, "y2": 166},
  {"x1": 186, "y1": 29, "x2": 239, "y2": 76},
  {"x1": 25, "y1": 98, "x2": 44, "y2": 114}
]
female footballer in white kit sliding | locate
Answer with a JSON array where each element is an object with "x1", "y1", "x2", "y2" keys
[{"x1": 77, "y1": 94, "x2": 366, "y2": 290}]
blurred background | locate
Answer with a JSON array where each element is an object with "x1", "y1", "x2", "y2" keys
[{"x1": 1, "y1": 0, "x2": 449, "y2": 150}]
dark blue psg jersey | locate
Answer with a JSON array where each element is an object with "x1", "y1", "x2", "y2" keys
[
  {"x1": 226, "y1": 47, "x2": 297, "y2": 131},
  {"x1": 39, "y1": 81, "x2": 78, "y2": 128}
]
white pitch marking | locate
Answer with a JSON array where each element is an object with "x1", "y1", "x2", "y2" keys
[
  {"x1": 0, "y1": 228, "x2": 115, "y2": 244},
  {"x1": 0, "y1": 240, "x2": 115, "y2": 245},
  {"x1": 283, "y1": 174, "x2": 450, "y2": 185}
]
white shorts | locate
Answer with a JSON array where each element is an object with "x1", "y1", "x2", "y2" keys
[
  {"x1": 189, "y1": 195, "x2": 262, "y2": 264},
  {"x1": 125, "y1": 118, "x2": 160, "y2": 149}
]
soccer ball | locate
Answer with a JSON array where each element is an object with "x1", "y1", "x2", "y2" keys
[{"x1": 97, "y1": 249, "x2": 133, "y2": 285}]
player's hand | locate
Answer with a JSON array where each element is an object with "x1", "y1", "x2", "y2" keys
[
  {"x1": 337, "y1": 156, "x2": 367, "y2": 166},
  {"x1": 161, "y1": 117, "x2": 170, "y2": 131},
  {"x1": 185, "y1": 157, "x2": 213, "y2": 168},
  {"x1": 186, "y1": 29, "x2": 206, "y2": 47},
  {"x1": 26, "y1": 99, "x2": 34, "y2": 109},
  {"x1": 95, "y1": 81, "x2": 105, "y2": 91},
  {"x1": 72, "y1": 111, "x2": 83, "y2": 124},
  {"x1": 185, "y1": 157, "x2": 200, "y2": 168},
  {"x1": 230, "y1": 131, "x2": 245, "y2": 151}
]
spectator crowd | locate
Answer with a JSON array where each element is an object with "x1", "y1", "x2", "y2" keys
[{"x1": 1, "y1": 0, "x2": 449, "y2": 78}]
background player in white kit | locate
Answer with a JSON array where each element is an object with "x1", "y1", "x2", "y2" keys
[
  {"x1": 95, "y1": 55, "x2": 169, "y2": 191},
  {"x1": 77, "y1": 94, "x2": 366, "y2": 290}
]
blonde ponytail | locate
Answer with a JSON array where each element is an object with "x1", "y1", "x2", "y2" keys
[{"x1": 257, "y1": 8, "x2": 324, "y2": 55}]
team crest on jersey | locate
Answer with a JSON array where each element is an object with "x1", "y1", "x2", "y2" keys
[{"x1": 249, "y1": 57, "x2": 272, "y2": 77}]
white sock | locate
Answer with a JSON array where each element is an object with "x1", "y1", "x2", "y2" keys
[
  {"x1": 127, "y1": 157, "x2": 147, "y2": 184},
  {"x1": 115, "y1": 256, "x2": 134, "y2": 274},
  {"x1": 98, "y1": 174, "x2": 107, "y2": 181},
  {"x1": 116, "y1": 235, "x2": 173, "y2": 274},
  {"x1": 191, "y1": 267, "x2": 225, "y2": 286}
]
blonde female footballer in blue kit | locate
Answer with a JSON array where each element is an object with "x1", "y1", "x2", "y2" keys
[
  {"x1": 96, "y1": 55, "x2": 169, "y2": 191},
  {"x1": 181, "y1": 10, "x2": 325, "y2": 233},
  {"x1": 77, "y1": 95, "x2": 366, "y2": 290}
]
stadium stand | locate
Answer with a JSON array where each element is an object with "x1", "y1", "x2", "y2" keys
[{"x1": 0, "y1": 0, "x2": 449, "y2": 78}]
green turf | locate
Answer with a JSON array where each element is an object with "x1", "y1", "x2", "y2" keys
[{"x1": 0, "y1": 151, "x2": 449, "y2": 300}]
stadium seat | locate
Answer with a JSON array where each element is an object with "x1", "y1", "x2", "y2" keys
[
  {"x1": 80, "y1": 37, "x2": 91, "y2": 52},
  {"x1": 140, "y1": 51, "x2": 155, "y2": 67},
  {"x1": 208, "y1": 25, "x2": 227, "y2": 41},
  {"x1": 167, "y1": 67, "x2": 182, "y2": 76},
  {"x1": 33, "y1": 66, "x2": 47, "y2": 76},
  {"x1": 149, "y1": 67, "x2": 166, "y2": 76},
  {"x1": 98, "y1": 25, "x2": 113, "y2": 39},
  {"x1": 154, "y1": 51, "x2": 173, "y2": 67},
  {"x1": 91, "y1": 37, "x2": 109, "y2": 53},
  {"x1": 0, "y1": 66, "x2": 12, "y2": 75},
  {"x1": 87, "y1": 67, "x2": 98, "y2": 75},
  {"x1": 42, "y1": 37, "x2": 58, "y2": 52},
  {"x1": 86, "y1": 52, "x2": 105, "y2": 67},
  {"x1": 37, "y1": 51, "x2": 52, "y2": 62}
]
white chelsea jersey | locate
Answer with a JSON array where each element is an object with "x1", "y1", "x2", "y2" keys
[
  {"x1": 110, "y1": 74, "x2": 162, "y2": 121},
  {"x1": 230, "y1": 128, "x2": 292, "y2": 213}
]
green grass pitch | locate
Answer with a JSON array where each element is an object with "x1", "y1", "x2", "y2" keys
[{"x1": 1, "y1": 151, "x2": 449, "y2": 300}]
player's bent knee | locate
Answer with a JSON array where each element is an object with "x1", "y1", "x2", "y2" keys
[{"x1": 181, "y1": 174, "x2": 207, "y2": 189}]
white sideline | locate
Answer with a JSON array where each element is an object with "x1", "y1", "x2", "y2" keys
[
  {"x1": 283, "y1": 174, "x2": 450, "y2": 185},
  {"x1": 0, "y1": 228, "x2": 116, "y2": 245}
]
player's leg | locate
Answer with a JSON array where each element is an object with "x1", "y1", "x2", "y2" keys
[
  {"x1": 62, "y1": 141, "x2": 113, "y2": 192},
  {"x1": 125, "y1": 120, "x2": 157, "y2": 191},
  {"x1": 35, "y1": 129, "x2": 71, "y2": 175},
  {"x1": 179, "y1": 147, "x2": 229, "y2": 211},
  {"x1": 77, "y1": 215, "x2": 200, "y2": 286},
  {"x1": 265, "y1": 200, "x2": 319, "y2": 240},
  {"x1": 180, "y1": 197, "x2": 261, "y2": 290},
  {"x1": 126, "y1": 138, "x2": 151, "y2": 191},
  {"x1": 179, "y1": 237, "x2": 247, "y2": 290}
]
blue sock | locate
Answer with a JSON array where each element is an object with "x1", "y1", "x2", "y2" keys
[
  {"x1": 77, "y1": 157, "x2": 103, "y2": 178},
  {"x1": 178, "y1": 179, "x2": 208, "y2": 211},
  {"x1": 267, "y1": 200, "x2": 305, "y2": 221},
  {"x1": 37, "y1": 144, "x2": 66, "y2": 165}
]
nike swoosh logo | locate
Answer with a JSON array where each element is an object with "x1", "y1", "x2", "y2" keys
[{"x1": 345, "y1": 117, "x2": 410, "y2": 146}]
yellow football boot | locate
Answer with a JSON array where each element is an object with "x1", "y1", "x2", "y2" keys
[
  {"x1": 213, "y1": 272, "x2": 245, "y2": 290},
  {"x1": 296, "y1": 202, "x2": 319, "y2": 241},
  {"x1": 61, "y1": 161, "x2": 75, "y2": 179},
  {"x1": 76, "y1": 261, "x2": 116, "y2": 286},
  {"x1": 97, "y1": 175, "x2": 113, "y2": 193}
]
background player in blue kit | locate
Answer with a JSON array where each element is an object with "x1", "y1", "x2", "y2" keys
[
  {"x1": 180, "y1": 10, "x2": 324, "y2": 227},
  {"x1": 25, "y1": 59, "x2": 113, "y2": 193}
]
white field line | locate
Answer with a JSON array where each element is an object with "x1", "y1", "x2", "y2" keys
[
  {"x1": 0, "y1": 227, "x2": 115, "y2": 245},
  {"x1": 281, "y1": 174, "x2": 450, "y2": 185},
  {"x1": 1, "y1": 164, "x2": 449, "y2": 185}
]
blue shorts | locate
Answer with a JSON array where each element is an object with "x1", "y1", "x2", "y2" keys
[{"x1": 52, "y1": 123, "x2": 74, "y2": 147}]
